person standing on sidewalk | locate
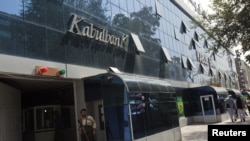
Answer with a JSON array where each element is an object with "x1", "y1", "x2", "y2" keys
[
  {"x1": 245, "y1": 96, "x2": 250, "y2": 114},
  {"x1": 236, "y1": 95, "x2": 246, "y2": 122},
  {"x1": 78, "y1": 108, "x2": 97, "y2": 141},
  {"x1": 225, "y1": 95, "x2": 236, "y2": 122}
]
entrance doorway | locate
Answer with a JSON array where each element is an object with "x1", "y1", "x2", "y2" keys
[
  {"x1": 200, "y1": 95, "x2": 217, "y2": 123},
  {"x1": 0, "y1": 76, "x2": 75, "y2": 141}
]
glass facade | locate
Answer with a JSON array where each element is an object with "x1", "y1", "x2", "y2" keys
[
  {"x1": 176, "y1": 86, "x2": 228, "y2": 117},
  {"x1": 0, "y1": 0, "x2": 238, "y2": 88},
  {"x1": 84, "y1": 73, "x2": 179, "y2": 140}
]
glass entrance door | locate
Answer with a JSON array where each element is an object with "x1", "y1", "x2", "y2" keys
[{"x1": 200, "y1": 95, "x2": 217, "y2": 123}]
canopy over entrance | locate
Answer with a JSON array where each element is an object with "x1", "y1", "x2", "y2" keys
[
  {"x1": 84, "y1": 73, "x2": 175, "y2": 93},
  {"x1": 241, "y1": 90, "x2": 250, "y2": 100},
  {"x1": 210, "y1": 86, "x2": 228, "y2": 98},
  {"x1": 113, "y1": 73, "x2": 175, "y2": 93},
  {"x1": 191, "y1": 86, "x2": 228, "y2": 97},
  {"x1": 242, "y1": 90, "x2": 250, "y2": 96}
]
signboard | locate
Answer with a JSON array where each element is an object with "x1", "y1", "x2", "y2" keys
[{"x1": 67, "y1": 14, "x2": 129, "y2": 50}]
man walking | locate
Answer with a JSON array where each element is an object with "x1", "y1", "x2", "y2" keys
[
  {"x1": 225, "y1": 95, "x2": 236, "y2": 122},
  {"x1": 236, "y1": 95, "x2": 246, "y2": 122}
]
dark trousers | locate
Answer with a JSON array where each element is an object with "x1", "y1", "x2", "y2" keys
[{"x1": 80, "y1": 130, "x2": 95, "y2": 141}]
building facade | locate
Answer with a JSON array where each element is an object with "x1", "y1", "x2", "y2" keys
[
  {"x1": 234, "y1": 50, "x2": 250, "y2": 99},
  {"x1": 235, "y1": 50, "x2": 250, "y2": 91},
  {"x1": 0, "y1": 0, "x2": 239, "y2": 141}
]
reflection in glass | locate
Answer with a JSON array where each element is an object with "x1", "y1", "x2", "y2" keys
[
  {"x1": 45, "y1": 0, "x2": 64, "y2": 30},
  {"x1": 0, "y1": 0, "x2": 23, "y2": 16},
  {"x1": 23, "y1": 105, "x2": 71, "y2": 132},
  {"x1": 23, "y1": 0, "x2": 46, "y2": 25},
  {"x1": 24, "y1": 23, "x2": 47, "y2": 59},
  {"x1": 129, "y1": 92, "x2": 178, "y2": 139},
  {"x1": 36, "y1": 107, "x2": 54, "y2": 130}
]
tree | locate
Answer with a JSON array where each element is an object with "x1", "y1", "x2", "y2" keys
[
  {"x1": 198, "y1": 0, "x2": 250, "y2": 63},
  {"x1": 112, "y1": 6, "x2": 160, "y2": 43}
]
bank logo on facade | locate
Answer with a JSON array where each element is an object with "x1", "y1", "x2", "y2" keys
[{"x1": 68, "y1": 14, "x2": 129, "y2": 50}]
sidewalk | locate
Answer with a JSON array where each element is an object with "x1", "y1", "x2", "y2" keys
[{"x1": 181, "y1": 115, "x2": 250, "y2": 141}]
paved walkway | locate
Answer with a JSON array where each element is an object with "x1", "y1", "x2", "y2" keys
[{"x1": 181, "y1": 115, "x2": 250, "y2": 141}]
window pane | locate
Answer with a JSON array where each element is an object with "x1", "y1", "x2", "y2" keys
[
  {"x1": 130, "y1": 92, "x2": 179, "y2": 139},
  {"x1": 0, "y1": 0, "x2": 23, "y2": 18},
  {"x1": 45, "y1": 0, "x2": 64, "y2": 30},
  {"x1": 24, "y1": 23, "x2": 47, "y2": 59},
  {"x1": 36, "y1": 107, "x2": 54, "y2": 130},
  {"x1": 24, "y1": 0, "x2": 46, "y2": 25}
]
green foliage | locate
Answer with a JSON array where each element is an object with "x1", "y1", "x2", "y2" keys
[
  {"x1": 112, "y1": 7, "x2": 160, "y2": 43},
  {"x1": 198, "y1": 0, "x2": 250, "y2": 63}
]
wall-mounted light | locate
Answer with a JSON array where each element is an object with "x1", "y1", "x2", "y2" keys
[
  {"x1": 35, "y1": 66, "x2": 65, "y2": 77},
  {"x1": 39, "y1": 66, "x2": 48, "y2": 74},
  {"x1": 58, "y1": 69, "x2": 66, "y2": 75}
]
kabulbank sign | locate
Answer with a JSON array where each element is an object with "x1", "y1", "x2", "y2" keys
[{"x1": 68, "y1": 14, "x2": 129, "y2": 49}]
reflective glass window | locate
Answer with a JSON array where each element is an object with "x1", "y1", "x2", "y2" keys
[
  {"x1": 111, "y1": 3, "x2": 121, "y2": 20},
  {"x1": 24, "y1": 23, "x2": 47, "y2": 59},
  {"x1": 0, "y1": 17, "x2": 11, "y2": 53},
  {"x1": 129, "y1": 92, "x2": 179, "y2": 139},
  {"x1": 0, "y1": 0, "x2": 23, "y2": 18},
  {"x1": 45, "y1": 0, "x2": 64, "y2": 30},
  {"x1": 155, "y1": 0, "x2": 163, "y2": 17},
  {"x1": 134, "y1": 0, "x2": 143, "y2": 12},
  {"x1": 174, "y1": 27, "x2": 181, "y2": 41},
  {"x1": 47, "y1": 29, "x2": 66, "y2": 62},
  {"x1": 111, "y1": 0, "x2": 119, "y2": 6},
  {"x1": 127, "y1": 0, "x2": 135, "y2": 13},
  {"x1": 133, "y1": 56, "x2": 160, "y2": 77},
  {"x1": 0, "y1": 17, "x2": 25, "y2": 56},
  {"x1": 119, "y1": 0, "x2": 128, "y2": 12},
  {"x1": 24, "y1": 0, "x2": 46, "y2": 25},
  {"x1": 36, "y1": 107, "x2": 54, "y2": 130},
  {"x1": 145, "y1": 0, "x2": 153, "y2": 7}
]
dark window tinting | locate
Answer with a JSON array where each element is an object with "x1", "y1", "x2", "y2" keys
[
  {"x1": 129, "y1": 92, "x2": 179, "y2": 139},
  {"x1": 24, "y1": 23, "x2": 47, "y2": 59}
]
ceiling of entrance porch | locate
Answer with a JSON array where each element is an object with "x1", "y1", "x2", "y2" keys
[{"x1": 0, "y1": 74, "x2": 73, "y2": 92}]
